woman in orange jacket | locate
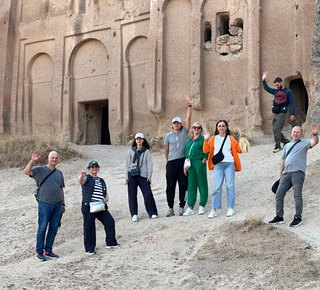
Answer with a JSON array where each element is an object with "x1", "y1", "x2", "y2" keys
[{"x1": 203, "y1": 120, "x2": 242, "y2": 218}]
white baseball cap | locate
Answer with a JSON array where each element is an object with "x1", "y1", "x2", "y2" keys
[
  {"x1": 135, "y1": 133, "x2": 145, "y2": 139},
  {"x1": 172, "y1": 117, "x2": 182, "y2": 123}
]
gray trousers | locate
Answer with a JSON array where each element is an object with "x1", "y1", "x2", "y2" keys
[
  {"x1": 276, "y1": 171, "x2": 305, "y2": 218},
  {"x1": 272, "y1": 113, "x2": 290, "y2": 147}
]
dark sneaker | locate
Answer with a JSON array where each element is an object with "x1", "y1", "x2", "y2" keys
[
  {"x1": 166, "y1": 208, "x2": 175, "y2": 217},
  {"x1": 273, "y1": 146, "x2": 282, "y2": 153},
  {"x1": 268, "y1": 216, "x2": 285, "y2": 225},
  {"x1": 106, "y1": 244, "x2": 120, "y2": 249},
  {"x1": 44, "y1": 251, "x2": 59, "y2": 259},
  {"x1": 85, "y1": 251, "x2": 96, "y2": 255},
  {"x1": 290, "y1": 217, "x2": 303, "y2": 227},
  {"x1": 35, "y1": 253, "x2": 46, "y2": 261}
]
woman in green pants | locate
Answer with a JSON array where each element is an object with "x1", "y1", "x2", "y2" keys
[{"x1": 183, "y1": 122, "x2": 208, "y2": 215}]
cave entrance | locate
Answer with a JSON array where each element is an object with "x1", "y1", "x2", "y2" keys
[
  {"x1": 288, "y1": 78, "x2": 308, "y2": 125},
  {"x1": 79, "y1": 100, "x2": 111, "y2": 145}
]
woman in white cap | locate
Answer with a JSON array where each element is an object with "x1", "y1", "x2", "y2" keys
[{"x1": 125, "y1": 133, "x2": 158, "y2": 222}]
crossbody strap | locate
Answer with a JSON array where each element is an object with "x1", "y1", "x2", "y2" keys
[
  {"x1": 39, "y1": 168, "x2": 57, "y2": 188},
  {"x1": 217, "y1": 135, "x2": 228, "y2": 153},
  {"x1": 139, "y1": 152, "x2": 145, "y2": 168},
  {"x1": 188, "y1": 142, "x2": 195, "y2": 158},
  {"x1": 285, "y1": 140, "x2": 301, "y2": 158}
]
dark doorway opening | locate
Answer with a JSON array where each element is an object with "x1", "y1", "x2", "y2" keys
[
  {"x1": 288, "y1": 78, "x2": 308, "y2": 126},
  {"x1": 101, "y1": 105, "x2": 110, "y2": 144},
  {"x1": 78, "y1": 100, "x2": 111, "y2": 145},
  {"x1": 204, "y1": 22, "x2": 212, "y2": 42}
]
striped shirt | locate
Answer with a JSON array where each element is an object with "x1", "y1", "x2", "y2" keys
[{"x1": 90, "y1": 177, "x2": 104, "y2": 202}]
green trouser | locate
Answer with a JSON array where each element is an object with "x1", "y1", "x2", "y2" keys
[
  {"x1": 187, "y1": 159, "x2": 208, "y2": 208},
  {"x1": 272, "y1": 112, "x2": 290, "y2": 147}
]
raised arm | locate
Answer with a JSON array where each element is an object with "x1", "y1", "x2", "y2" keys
[
  {"x1": 24, "y1": 150, "x2": 40, "y2": 176},
  {"x1": 310, "y1": 123, "x2": 319, "y2": 148},
  {"x1": 262, "y1": 71, "x2": 268, "y2": 81},
  {"x1": 184, "y1": 94, "x2": 192, "y2": 131},
  {"x1": 78, "y1": 170, "x2": 87, "y2": 185},
  {"x1": 261, "y1": 71, "x2": 276, "y2": 95}
]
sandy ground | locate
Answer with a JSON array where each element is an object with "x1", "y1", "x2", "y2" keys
[{"x1": 1, "y1": 131, "x2": 320, "y2": 289}]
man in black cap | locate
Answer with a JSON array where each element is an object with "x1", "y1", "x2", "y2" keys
[{"x1": 262, "y1": 71, "x2": 296, "y2": 153}]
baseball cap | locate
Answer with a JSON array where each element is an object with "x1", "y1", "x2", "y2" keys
[
  {"x1": 88, "y1": 160, "x2": 100, "y2": 168},
  {"x1": 135, "y1": 133, "x2": 145, "y2": 139},
  {"x1": 271, "y1": 180, "x2": 280, "y2": 194},
  {"x1": 172, "y1": 117, "x2": 182, "y2": 123}
]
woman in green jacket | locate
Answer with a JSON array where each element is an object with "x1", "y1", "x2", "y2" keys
[{"x1": 183, "y1": 122, "x2": 209, "y2": 215}]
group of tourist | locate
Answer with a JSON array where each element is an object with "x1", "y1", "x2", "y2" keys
[{"x1": 24, "y1": 72, "x2": 319, "y2": 261}]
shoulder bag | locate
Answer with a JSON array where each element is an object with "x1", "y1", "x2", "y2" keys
[
  {"x1": 212, "y1": 135, "x2": 228, "y2": 165},
  {"x1": 131, "y1": 151, "x2": 145, "y2": 176},
  {"x1": 184, "y1": 142, "x2": 195, "y2": 171}
]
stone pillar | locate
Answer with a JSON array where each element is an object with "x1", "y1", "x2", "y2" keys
[
  {"x1": 247, "y1": 0, "x2": 263, "y2": 128},
  {"x1": 147, "y1": 0, "x2": 165, "y2": 117},
  {"x1": 191, "y1": 0, "x2": 203, "y2": 110}
]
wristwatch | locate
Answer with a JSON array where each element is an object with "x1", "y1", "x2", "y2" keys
[{"x1": 313, "y1": 133, "x2": 318, "y2": 136}]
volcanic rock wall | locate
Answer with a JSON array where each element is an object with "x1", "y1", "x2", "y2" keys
[{"x1": 0, "y1": 0, "x2": 317, "y2": 144}]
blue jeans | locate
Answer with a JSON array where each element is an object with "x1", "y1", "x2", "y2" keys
[
  {"x1": 36, "y1": 202, "x2": 61, "y2": 253},
  {"x1": 212, "y1": 162, "x2": 235, "y2": 209}
]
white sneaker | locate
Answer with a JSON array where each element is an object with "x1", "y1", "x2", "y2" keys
[
  {"x1": 198, "y1": 206, "x2": 205, "y2": 215},
  {"x1": 227, "y1": 208, "x2": 235, "y2": 217},
  {"x1": 208, "y1": 209, "x2": 217, "y2": 219},
  {"x1": 132, "y1": 215, "x2": 138, "y2": 222},
  {"x1": 183, "y1": 207, "x2": 194, "y2": 216},
  {"x1": 151, "y1": 214, "x2": 158, "y2": 219}
]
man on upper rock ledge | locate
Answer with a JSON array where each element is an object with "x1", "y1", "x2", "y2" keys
[{"x1": 262, "y1": 71, "x2": 296, "y2": 153}]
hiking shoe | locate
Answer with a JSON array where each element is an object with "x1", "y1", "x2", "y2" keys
[
  {"x1": 273, "y1": 146, "x2": 282, "y2": 153},
  {"x1": 179, "y1": 207, "x2": 184, "y2": 216},
  {"x1": 85, "y1": 251, "x2": 96, "y2": 255},
  {"x1": 166, "y1": 208, "x2": 175, "y2": 217},
  {"x1": 35, "y1": 253, "x2": 46, "y2": 261},
  {"x1": 132, "y1": 215, "x2": 138, "y2": 222},
  {"x1": 106, "y1": 244, "x2": 120, "y2": 249},
  {"x1": 226, "y1": 208, "x2": 235, "y2": 217},
  {"x1": 151, "y1": 214, "x2": 158, "y2": 219},
  {"x1": 44, "y1": 251, "x2": 59, "y2": 259},
  {"x1": 268, "y1": 216, "x2": 285, "y2": 225},
  {"x1": 290, "y1": 217, "x2": 303, "y2": 227},
  {"x1": 183, "y1": 207, "x2": 194, "y2": 216},
  {"x1": 208, "y1": 209, "x2": 217, "y2": 219},
  {"x1": 198, "y1": 206, "x2": 205, "y2": 215}
]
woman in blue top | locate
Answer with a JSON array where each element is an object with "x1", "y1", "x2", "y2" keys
[{"x1": 78, "y1": 160, "x2": 119, "y2": 255}]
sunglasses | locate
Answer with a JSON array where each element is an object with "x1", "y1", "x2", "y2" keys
[{"x1": 193, "y1": 126, "x2": 201, "y2": 129}]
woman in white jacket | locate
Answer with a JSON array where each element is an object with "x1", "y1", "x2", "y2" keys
[{"x1": 125, "y1": 133, "x2": 158, "y2": 222}]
